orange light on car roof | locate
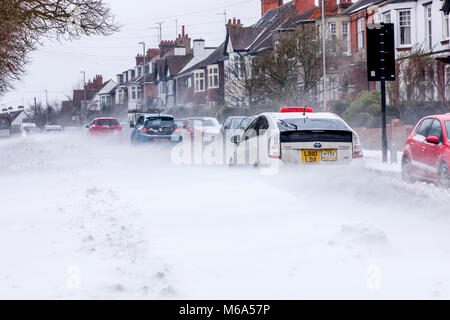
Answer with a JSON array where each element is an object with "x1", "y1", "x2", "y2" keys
[{"x1": 280, "y1": 107, "x2": 314, "y2": 113}]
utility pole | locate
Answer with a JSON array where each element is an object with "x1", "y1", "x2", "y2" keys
[
  {"x1": 139, "y1": 42, "x2": 147, "y2": 112},
  {"x1": 379, "y1": 28, "x2": 388, "y2": 163},
  {"x1": 81, "y1": 71, "x2": 86, "y2": 126},
  {"x1": 217, "y1": 9, "x2": 227, "y2": 25},
  {"x1": 321, "y1": 0, "x2": 327, "y2": 112},
  {"x1": 175, "y1": 19, "x2": 178, "y2": 39},
  {"x1": 155, "y1": 22, "x2": 164, "y2": 43}
]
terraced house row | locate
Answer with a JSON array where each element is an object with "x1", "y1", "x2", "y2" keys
[{"x1": 66, "y1": 0, "x2": 450, "y2": 119}]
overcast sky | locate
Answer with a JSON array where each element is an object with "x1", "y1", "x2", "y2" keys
[{"x1": 0, "y1": 0, "x2": 261, "y2": 108}]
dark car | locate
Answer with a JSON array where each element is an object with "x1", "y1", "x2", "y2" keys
[{"x1": 130, "y1": 114, "x2": 182, "y2": 144}]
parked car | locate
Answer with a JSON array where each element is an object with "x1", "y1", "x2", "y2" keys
[
  {"x1": 0, "y1": 117, "x2": 11, "y2": 138},
  {"x1": 229, "y1": 107, "x2": 362, "y2": 166},
  {"x1": 219, "y1": 116, "x2": 247, "y2": 138},
  {"x1": 87, "y1": 118, "x2": 122, "y2": 136},
  {"x1": 401, "y1": 114, "x2": 450, "y2": 188},
  {"x1": 45, "y1": 125, "x2": 64, "y2": 132},
  {"x1": 23, "y1": 126, "x2": 42, "y2": 136},
  {"x1": 185, "y1": 117, "x2": 221, "y2": 142},
  {"x1": 130, "y1": 114, "x2": 182, "y2": 144}
]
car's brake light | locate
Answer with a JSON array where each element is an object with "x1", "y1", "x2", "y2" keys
[
  {"x1": 142, "y1": 128, "x2": 147, "y2": 134},
  {"x1": 352, "y1": 132, "x2": 363, "y2": 158},
  {"x1": 280, "y1": 107, "x2": 314, "y2": 113},
  {"x1": 269, "y1": 131, "x2": 281, "y2": 159},
  {"x1": 173, "y1": 128, "x2": 180, "y2": 135}
]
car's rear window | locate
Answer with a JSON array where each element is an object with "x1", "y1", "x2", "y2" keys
[
  {"x1": 97, "y1": 119, "x2": 119, "y2": 126},
  {"x1": 445, "y1": 121, "x2": 450, "y2": 139},
  {"x1": 146, "y1": 117, "x2": 174, "y2": 128},
  {"x1": 277, "y1": 118, "x2": 350, "y2": 132}
]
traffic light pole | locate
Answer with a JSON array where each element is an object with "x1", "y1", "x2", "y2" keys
[{"x1": 379, "y1": 25, "x2": 388, "y2": 163}]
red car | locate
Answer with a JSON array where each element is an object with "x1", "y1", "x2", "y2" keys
[
  {"x1": 402, "y1": 114, "x2": 450, "y2": 188},
  {"x1": 87, "y1": 117, "x2": 122, "y2": 136}
]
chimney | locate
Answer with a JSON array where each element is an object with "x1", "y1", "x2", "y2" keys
[
  {"x1": 226, "y1": 17, "x2": 244, "y2": 29},
  {"x1": 293, "y1": 0, "x2": 315, "y2": 15},
  {"x1": 136, "y1": 54, "x2": 144, "y2": 66},
  {"x1": 146, "y1": 48, "x2": 161, "y2": 60},
  {"x1": 193, "y1": 39, "x2": 205, "y2": 57},
  {"x1": 261, "y1": 0, "x2": 283, "y2": 17},
  {"x1": 176, "y1": 26, "x2": 192, "y2": 54},
  {"x1": 159, "y1": 40, "x2": 177, "y2": 57},
  {"x1": 338, "y1": 0, "x2": 353, "y2": 13}
]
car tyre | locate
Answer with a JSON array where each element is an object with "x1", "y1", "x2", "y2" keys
[
  {"x1": 401, "y1": 156, "x2": 414, "y2": 184},
  {"x1": 437, "y1": 162, "x2": 449, "y2": 189}
]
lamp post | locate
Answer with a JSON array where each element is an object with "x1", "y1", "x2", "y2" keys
[
  {"x1": 81, "y1": 71, "x2": 86, "y2": 125},
  {"x1": 321, "y1": 0, "x2": 327, "y2": 111},
  {"x1": 44, "y1": 89, "x2": 48, "y2": 124},
  {"x1": 139, "y1": 42, "x2": 146, "y2": 112}
]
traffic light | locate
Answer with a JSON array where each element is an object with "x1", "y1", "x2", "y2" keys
[{"x1": 367, "y1": 23, "x2": 396, "y2": 82}]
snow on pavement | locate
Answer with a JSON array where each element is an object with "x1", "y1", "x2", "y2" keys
[{"x1": 1, "y1": 131, "x2": 450, "y2": 299}]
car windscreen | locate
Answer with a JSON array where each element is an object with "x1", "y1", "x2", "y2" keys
[
  {"x1": 230, "y1": 117, "x2": 246, "y2": 129},
  {"x1": 238, "y1": 117, "x2": 254, "y2": 130},
  {"x1": 145, "y1": 117, "x2": 174, "y2": 128},
  {"x1": 445, "y1": 121, "x2": 450, "y2": 140},
  {"x1": 277, "y1": 118, "x2": 350, "y2": 132},
  {"x1": 96, "y1": 119, "x2": 119, "y2": 126},
  {"x1": 189, "y1": 119, "x2": 218, "y2": 127}
]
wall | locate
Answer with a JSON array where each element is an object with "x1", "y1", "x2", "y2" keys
[{"x1": 354, "y1": 125, "x2": 414, "y2": 150}]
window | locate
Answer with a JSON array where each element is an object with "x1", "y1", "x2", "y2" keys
[
  {"x1": 137, "y1": 87, "x2": 142, "y2": 100},
  {"x1": 444, "y1": 14, "x2": 450, "y2": 39},
  {"x1": 185, "y1": 77, "x2": 192, "y2": 88},
  {"x1": 357, "y1": 18, "x2": 365, "y2": 50},
  {"x1": 131, "y1": 86, "x2": 137, "y2": 100},
  {"x1": 428, "y1": 119, "x2": 443, "y2": 141},
  {"x1": 168, "y1": 80, "x2": 174, "y2": 95},
  {"x1": 208, "y1": 65, "x2": 219, "y2": 89},
  {"x1": 329, "y1": 22, "x2": 337, "y2": 52},
  {"x1": 117, "y1": 90, "x2": 124, "y2": 104},
  {"x1": 445, "y1": 121, "x2": 450, "y2": 140},
  {"x1": 416, "y1": 118, "x2": 433, "y2": 137},
  {"x1": 399, "y1": 10, "x2": 411, "y2": 45},
  {"x1": 341, "y1": 22, "x2": 350, "y2": 54},
  {"x1": 159, "y1": 82, "x2": 167, "y2": 96},
  {"x1": 425, "y1": 5, "x2": 432, "y2": 50},
  {"x1": 137, "y1": 66, "x2": 142, "y2": 77},
  {"x1": 194, "y1": 70, "x2": 205, "y2": 92},
  {"x1": 383, "y1": 11, "x2": 391, "y2": 24}
]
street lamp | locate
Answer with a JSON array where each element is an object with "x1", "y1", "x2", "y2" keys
[
  {"x1": 139, "y1": 42, "x2": 146, "y2": 112},
  {"x1": 80, "y1": 71, "x2": 86, "y2": 125},
  {"x1": 44, "y1": 89, "x2": 48, "y2": 125},
  {"x1": 321, "y1": 0, "x2": 327, "y2": 111}
]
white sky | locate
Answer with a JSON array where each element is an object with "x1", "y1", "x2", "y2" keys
[{"x1": 0, "y1": 0, "x2": 261, "y2": 108}]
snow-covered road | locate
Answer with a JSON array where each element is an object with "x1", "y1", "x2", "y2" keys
[{"x1": 1, "y1": 131, "x2": 450, "y2": 299}]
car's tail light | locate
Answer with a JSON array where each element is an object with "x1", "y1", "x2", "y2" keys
[
  {"x1": 352, "y1": 132, "x2": 363, "y2": 158},
  {"x1": 142, "y1": 128, "x2": 147, "y2": 134},
  {"x1": 269, "y1": 131, "x2": 281, "y2": 159},
  {"x1": 280, "y1": 107, "x2": 314, "y2": 113},
  {"x1": 173, "y1": 128, "x2": 180, "y2": 135}
]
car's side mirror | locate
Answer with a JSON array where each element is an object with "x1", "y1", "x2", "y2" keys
[
  {"x1": 85, "y1": 125, "x2": 89, "y2": 128},
  {"x1": 130, "y1": 123, "x2": 135, "y2": 128},
  {"x1": 231, "y1": 135, "x2": 240, "y2": 144},
  {"x1": 426, "y1": 136, "x2": 440, "y2": 144}
]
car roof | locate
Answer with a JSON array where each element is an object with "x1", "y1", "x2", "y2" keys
[
  {"x1": 94, "y1": 117, "x2": 118, "y2": 120},
  {"x1": 187, "y1": 117, "x2": 217, "y2": 120},
  {"x1": 422, "y1": 114, "x2": 450, "y2": 121},
  {"x1": 144, "y1": 114, "x2": 174, "y2": 119},
  {"x1": 265, "y1": 112, "x2": 342, "y2": 120}
]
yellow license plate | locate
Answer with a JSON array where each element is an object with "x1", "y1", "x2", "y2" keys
[
  {"x1": 302, "y1": 150, "x2": 321, "y2": 163},
  {"x1": 152, "y1": 138, "x2": 169, "y2": 142},
  {"x1": 301, "y1": 149, "x2": 337, "y2": 163}
]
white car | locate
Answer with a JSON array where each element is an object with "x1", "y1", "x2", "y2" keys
[
  {"x1": 45, "y1": 125, "x2": 64, "y2": 132},
  {"x1": 229, "y1": 108, "x2": 362, "y2": 166}
]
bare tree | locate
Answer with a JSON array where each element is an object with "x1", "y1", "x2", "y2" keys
[
  {"x1": 225, "y1": 54, "x2": 264, "y2": 107},
  {"x1": 27, "y1": 99, "x2": 61, "y2": 128},
  {"x1": 0, "y1": 0, "x2": 119, "y2": 95}
]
